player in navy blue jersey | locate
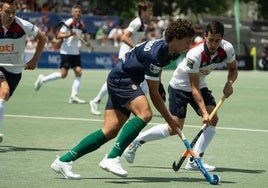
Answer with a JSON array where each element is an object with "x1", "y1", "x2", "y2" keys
[{"x1": 50, "y1": 18, "x2": 195, "y2": 179}]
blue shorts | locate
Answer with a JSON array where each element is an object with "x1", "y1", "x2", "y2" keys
[
  {"x1": 168, "y1": 86, "x2": 216, "y2": 119},
  {"x1": 105, "y1": 77, "x2": 145, "y2": 117}
]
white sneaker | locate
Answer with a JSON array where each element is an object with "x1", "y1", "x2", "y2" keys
[
  {"x1": 123, "y1": 142, "x2": 140, "y2": 164},
  {"x1": 34, "y1": 74, "x2": 44, "y2": 91},
  {"x1": 89, "y1": 100, "x2": 101, "y2": 115},
  {"x1": 0, "y1": 133, "x2": 4, "y2": 142},
  {"x1": 50, "y1": 156, "x2": 81, "y2": 179},
  {"x1": 185, "y1": 157, "x2": 216, "y2": 171},
  {"x1": 69, "y1": 96, "x2": 86, "y2": 104},
  {"x1": 99, "y1": 155, "x2": 128, "y2": 177}
]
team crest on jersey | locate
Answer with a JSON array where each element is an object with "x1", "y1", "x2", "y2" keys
[
  {"x1": 150, "y1": 64, "x2": 161, "y2": 74},
  {"x1": 186, "y1": 58, "x2": 194, "y2": 69},
  {"x1": 131, "y1": 84, "x2": 138, "y2": 90}
]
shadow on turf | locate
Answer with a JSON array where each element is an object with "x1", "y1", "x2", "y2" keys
[
  {"x1": 82, "y1": 176, "x2": 235, "y2": 185},
  {"x1": 216, "y1": 167, "x2": 266, "y2": 174},
  {"x1": 0, "y1": 145, "x2": 66, "y2": 153}
]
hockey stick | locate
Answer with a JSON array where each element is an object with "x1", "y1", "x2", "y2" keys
[
  {"x1": 58, "y1": 21, "x2": 91, "y2": 47},
  {"x1": 178, "y1": 129, "x2": 220, "y2": 185},
  {"x1": 0, "y1": 63, "x2": 25, "y2": 67},
  {"x1": 172, "y1": 95, "x2": 226, "y2": 171}
]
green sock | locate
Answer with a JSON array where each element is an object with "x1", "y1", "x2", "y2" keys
[
  {"x1": 60, "y1": 129, "x2": 108, "y2": 162},
  {"x1": 107, "y1": 116, "x2": 146, "y2": 158}
]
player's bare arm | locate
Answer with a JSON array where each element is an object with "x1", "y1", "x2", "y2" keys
[
  {"x1": 189, "y1": 73, "x2": 210, "y2": 124},
  {"x1": 224, "y1": 60, "x2": 238, "y2": 98},
  {"x1": 25, "y1": 30, "x2": 47, "y2": 70}
]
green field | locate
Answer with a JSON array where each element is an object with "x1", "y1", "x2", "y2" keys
[{"x1": 0, "y1": 69, "x2": 267, "y2": 188}]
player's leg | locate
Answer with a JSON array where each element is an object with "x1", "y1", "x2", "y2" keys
[
  {"x1": 69, "y1": 55, "x2": 85, "y2": 104},
  {"x1": 90, "y1": 82, "x2": 108, "y2": 115},
  {"x1": 185, "y1": 88, "x2": 217, "y2": 171},
  {"x1": 34, "y1": 54, "x2": 68, "y2": 91},
  {"x1": 99, "y1": 83, "x2": 149, "y2": 177},
  {"x1": 0, "y1": 69, "x2": 21, "y2": 142},
  {"x1": 124, "y1": 85, "x2": 187, "y2": 163}
]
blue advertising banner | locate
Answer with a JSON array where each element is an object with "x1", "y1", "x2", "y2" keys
[{"x1": 25, "y1": 51, "x2": 119, "y2": 69}]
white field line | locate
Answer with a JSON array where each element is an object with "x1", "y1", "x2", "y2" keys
[{"x1": 5, "y1": 114, "x2": 268, "y2": 133}]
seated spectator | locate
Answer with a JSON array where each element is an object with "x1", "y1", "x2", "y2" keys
[
  {"x1": 108, "y1": 25, "x2": 123, "y2": 47},
  {"x1": 95, "y1": 25, "x2": 108, "y2": 46}
]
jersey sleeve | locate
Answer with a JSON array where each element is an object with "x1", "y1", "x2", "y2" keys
[
  {"x1": 18, "y1": 17, "x2": 39, "y2": 37},
  {"x1": 224, "y1": 41, "x2": 236, "y2": 64},
  {"x1": 126, "y1": 17, "x2": 141, "y2": 34},
  {"x1": 183, "y1": 49, "x2": 201, "y2": 73}
]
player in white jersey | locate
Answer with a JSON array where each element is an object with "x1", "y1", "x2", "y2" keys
[
  {"x1": 0, "y1": 0, "x2": 46, "y2": 142},
  {"x1": 34, "y1": 4, "x2": 91, "y2": 104},
  {"x1": 89, "y1": 1, "x2": 153, "y2": 115},
  {"x1": 124, "y1": 20, "x2": 238, "y2": 171}
]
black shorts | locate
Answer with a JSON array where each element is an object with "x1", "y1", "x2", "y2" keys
[
  {"x1": 0, "y1": 68, "x2": 22, "y2": 97},
  {"x1": 168, "y1": 86, "x2": 216, "y2": 119},
  {"x1": 105, "y1": 77, "x2": 145, "y2": 117},
  {"x1": 60, "y1": 54, "x2": 82, "y2": 69}
]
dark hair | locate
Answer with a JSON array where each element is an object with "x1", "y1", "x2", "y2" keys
[
  {"x1": 206, "y1": 20, "x2": 224, "y2": 37},
  {"x1": 165, "y1": 18, "x2": 195, "y2": 42},
  {"x1": 136, "y1": 0, "x2": 152, "y2": 16},
  {"x1": 0, "y1": 0, "x2": 17, "y2": 8}
]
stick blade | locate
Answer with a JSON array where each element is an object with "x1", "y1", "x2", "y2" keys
[{"x1": 172, "y1": 161, "x2": 180, "y2": 171}]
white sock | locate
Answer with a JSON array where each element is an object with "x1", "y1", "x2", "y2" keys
[
  {"x1": 0, "y1": 99, "x2": 6, "y2": 129},
  {"x1": 71, "y1": 76, "x2": 81, "y2": 97},
  {"x1": 133, "y1": 124, "x2": 170, "y2": 145},
  {"x1": 92, "y1": 82, "x2": 108, "y2": 103},
  {"x1": 42, "y1": 72, "x2": 61, "y2": 83},
  {"x1": 194, "y1": 125, "x2": 216, "y2": 157}
]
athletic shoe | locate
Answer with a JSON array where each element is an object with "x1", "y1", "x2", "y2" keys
[
  {"x1": 69, "y1": 96, "x2": 86, "y2": 104},
  {"x1": 123, "y1": 142, "x2": 140, "y2": 164},
  {"x1": 0, "y1": 133, "x2": 4, "y2": 142},
  {"x1": 89, "y1": 100, "x2": 101, "y2": 115},
  {"x1": 34, "y1": 74, "x2": 44, "y2": 91},
  {"x1": 50, "y1": 156, "x2": 81, "y2": 180},
  {"x1": 185, "y1": 157, "x2": 216, "y2": 171},
  {"x1": 99, "y1": 155, "x2": 128, "y2": 177}
]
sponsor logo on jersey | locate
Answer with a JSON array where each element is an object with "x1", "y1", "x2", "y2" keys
[{"x1": 0, "y1": 43, "x2": 15, "y2": 52}]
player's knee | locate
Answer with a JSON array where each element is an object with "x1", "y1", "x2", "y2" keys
[{"x1": 140, "y1": 110, "x2": 152, "y2": 123}]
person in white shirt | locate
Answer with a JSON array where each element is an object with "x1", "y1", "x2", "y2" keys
[
  {"x1": 124, "y1": 20, "x2": 238, "y2": 172},
  {"x1": 89, "y1": 0, "x2": 153, "y2": 115},
  {"x1": 34, "y1": 4, "x2": 91, "y2": 104},
  {"x1": 0, "y1": 0, "x2": 46, "y2": 142}
]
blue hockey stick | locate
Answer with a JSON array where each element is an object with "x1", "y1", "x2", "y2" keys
[{"x1": 178, "y1": 129, "x2": 220, "y2": 185}]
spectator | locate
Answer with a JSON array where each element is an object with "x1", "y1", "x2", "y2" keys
[
  {"x1": 95, "y1": 25, "x2": 108, "y2": 46},
  {"x1": 108, "y1": 25, "x2": 123, "y2": 47},
  {"x1": 258, "y1": 43, "x2": 268, "y2": 70}
]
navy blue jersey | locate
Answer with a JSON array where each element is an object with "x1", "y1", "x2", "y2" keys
[{"x1": 108, "y1": 39, "x2": 180, "y2": 85}]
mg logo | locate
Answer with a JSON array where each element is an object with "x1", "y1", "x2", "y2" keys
[{"x1": 48, "y1": 54, "x2": 61, "y2": 64}]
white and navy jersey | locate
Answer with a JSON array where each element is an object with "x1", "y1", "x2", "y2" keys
[
  {"x1": 118, "y1": 17, "x2": 146, "y2": 59},
  {"x1": 0, "y1": 16, "x2": 39, "y2": 74},
  {"x1": 59, "y1": 18, "x2": 86, "y2": 55},
  {"x1": 170, "y1": 39, "x2": 235, "y2": 92},
  {"x1": 109, "y1": 39, "x2": 180, "y2": 84}
]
